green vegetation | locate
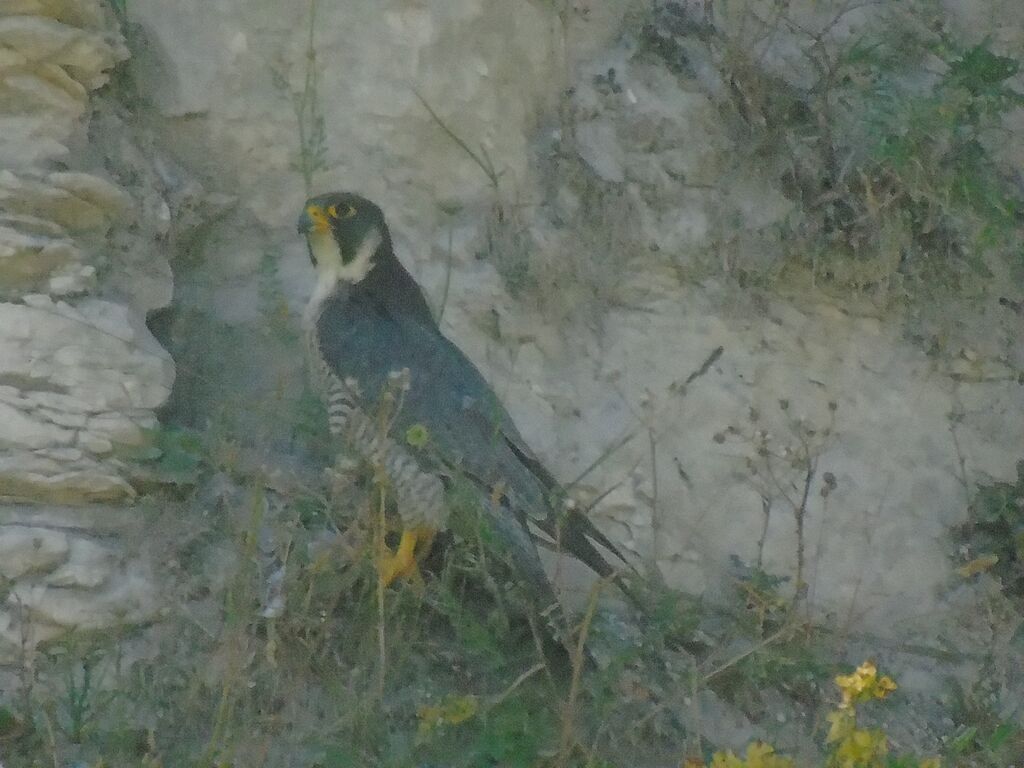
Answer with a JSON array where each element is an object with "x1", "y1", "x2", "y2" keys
[
  {"x1": 7, "y1": 3, "x2": 1021, "y2": 767},
  {"x1": 7, "y1": 534, "x2": 962, "y2": 768},
  {"x1": 272, "y1": 0, "x2": 329, "y2": 195},
  {"x1": 644, "y1": 2, "x2": 1024, "y2": 302},
  {"x1": 954, "y1": 459, "x2": 1024, "y2": 600},
  {"x1": 800, "y1": 32, "x2": 1024, "y2": 292},
  {"x1": 7, "y1": 377, "x2": 1014, "y2": 767}
]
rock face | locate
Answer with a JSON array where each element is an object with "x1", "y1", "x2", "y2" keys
[
  {"x1": 0, "y1": 295, "x2": 172, "y2": 503},
  {"x1": 0, "y1": 2, "x2": 171, "y2": 661},
  {"x1": 429, "y1": 9, "x2": 1024, "y2": 651},
  {"x1": 493, "y1": 283, "x2": 1023, "y2": 628},
  {"x1": 0, "y1": 6, "x2": 127, "y2": 167},
  {"x1": 121, "y1": 0, "x2": 1021, "y2": 673},
  {"x1": 129, "y1": 0, "x2": 633, "y2": 229},
  {"x1": 0, "y1": 3, "x2": 174, "y2": 503},
  {"x1": 0, "y1": 507, "x2": 158, "y2": 664}
]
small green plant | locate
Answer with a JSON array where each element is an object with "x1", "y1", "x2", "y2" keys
[
  {"x1": 947, "y1": 721, "x2": 1023, "y2": 767},
  {"x1": 838, "y1": 35, "x2": 1024, "y2": 280},
  {"x1": 729, "y1": 555, "x2": 790, "y2": 632},
  {"x1": 37, "y1": 637, "x2": 120, "y2": 748},
  {"x1": 647, "y1": 3, "x2": 1024, "y2": 300},
  {"x1": 277, "y1": 0, "x2": 328, "y2": 194},
  {"x1": 152, "y1": 424, "x2": 204, "y2": 482},
  {"x1": 258, "y1": 249, "x2": 299, "y2": 344},
  {"x1": 954, "y1": 459, "x2": 1024, "y2": 599},
  {"x1": 944, "y1": 654, "x2": 1024, "y2": 767},
  {"x1": 118, "y1": 424, "x2": 204, "y2": 487}
]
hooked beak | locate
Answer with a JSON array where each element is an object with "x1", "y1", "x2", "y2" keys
[{"x1": 297, "y1": 204, "x2": 330, "y2": 234}]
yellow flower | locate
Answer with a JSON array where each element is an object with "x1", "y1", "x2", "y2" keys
[
  {"x1": 826, "y1": 710, "x2": 856, "y2": 744},
  {"x1": 710, "y1": 751, "x2": 744, "y2": 768},
  {"x1": 956, "y1": 554, "x2": 999, "y2": 577},
  {"x1": 835, "y1": 661, "x2": 897, "y2": 708},
  {"x1": 832, "y1": 727, "x2": 888, "y2": 768},
  {"x1": 416, "y1": 694, "x2": 479, "y2": 739},
  {"x1": 405, "y1": 423, "x2": 429, "y2": 448},
  {"x1": 747, "y1": 742, "x2": 795, "y2": 768},
  {"x1": 709, "y1": 743, "x2": 794, "y2": 768}
]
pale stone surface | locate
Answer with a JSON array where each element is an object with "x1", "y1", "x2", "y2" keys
[
  {"x1": 0, "y1": 297, "x2": 173, "y2": 503},
  {"x1": 0, "y1": 2, "x2": 174, "y2": 511},
  {"x1": 434, "y1": 259, "x2": 1024, "y2": 646},
  {"x1": 0, "y1": 297, "x2": 172, "y2": 410},
  {"x1": 0, "y1": 400, "x2": 75, "y2": 449},
  {"x1": 150, "y1": 0, "x2": 1021, "y2": 663},
  {"x1": 0, "y1": 0, "x2": 106, "y2": 28},
  {"x1": 0, "y1": 14, "x2": 126, "y2": 90},
  {"x1": 0, "y1": 507, "x2": 161, "y2": 664},
  {"x1": 0, "y1": 526, "x2": 70, "y2": 579},
  {"x1": 129, "y1": 0, "x2": 626, "y2": 229},
  {"x1": 0, "y1": 169, "x2": 131, "y2": 276},
  {"x1": 0, "y1": 453, "x2": 135, "y2": 504},
  {"x1": 0, "y1": 223, "x2": 85, "y2": 296},
  {"x1": 4, "y1": 0, "x2": 1008, "y2": 693},
  {"x1": 576, "y1": 120, "x2": 627, "y2": 182},
  {"x1": 0, "y1": 11, "x2": 126, "y2": 169},
  {"x1": 0, "y1": 170, "x2": 130, "y2": 231},
  {"x1": 44, "y1": 536, "x2": 116, "y2": 588}
]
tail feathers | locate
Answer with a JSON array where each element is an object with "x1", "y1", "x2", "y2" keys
[
  {"x1": 477, "y1": 494, "x2": 581, "y2": 664},
  {"x1": 565, "y1": 509, "x2": 635, "y2": 572},
  {"x1": 480, "y1": 494, "x2": 566, "y2": 617},
  {"x1": 535, "y1": 509, "x2": 647, "y2": 612}
]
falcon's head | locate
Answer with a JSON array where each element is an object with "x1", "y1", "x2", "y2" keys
[{"x1": 298, "y1": 192, "x2": 388, "y2": 285}]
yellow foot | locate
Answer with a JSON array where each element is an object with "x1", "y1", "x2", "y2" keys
[{"x1": 379, "y1": 527, "x2": 435, "y2": 587}]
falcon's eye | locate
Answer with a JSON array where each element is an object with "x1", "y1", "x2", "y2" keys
[{"x1": 327, "y1": 204, "x2": 357, "y2": 220}]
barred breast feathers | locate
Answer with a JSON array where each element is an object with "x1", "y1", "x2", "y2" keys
[{"x1": 306, "y1": 326, "x2": 446, "y2": 529}]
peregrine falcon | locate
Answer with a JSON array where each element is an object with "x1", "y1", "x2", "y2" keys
[{"x1": 297, "y1": 192, "x2": 630, "y2": 602}]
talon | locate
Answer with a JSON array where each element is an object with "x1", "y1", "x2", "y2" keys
[{"x1": 378, "y1": 527, "x2": 435, "y2": 586}]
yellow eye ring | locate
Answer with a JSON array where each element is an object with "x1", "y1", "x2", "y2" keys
[{"x1": 327, "y1": 204, "x2": 357, "y2": 219}]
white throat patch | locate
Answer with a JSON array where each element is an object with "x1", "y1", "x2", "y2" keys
[{"x1": 303, "y1": 227, "x2": 382, "y2": 326}]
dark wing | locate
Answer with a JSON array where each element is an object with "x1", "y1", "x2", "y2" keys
[{"x1": 315, "y1": 290, "x2": 632, "y2": 582}]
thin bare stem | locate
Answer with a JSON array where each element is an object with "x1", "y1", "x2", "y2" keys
[
  {"x1": 413, "y1": 90, "x2": 500, "y2": 188},
  {"x1": 298, "y1": 0, "x2": 322, "y2": 194},
  {"x1": 488, "y1": 663, "x2": 545, "y2": 709},
  {"x1": 648, "y1": 427, "x2": 660, "y2": 571},
  {"x1": 41, "y1": 706, "x2": 59, "y2": 768},
  {"x1": 525, "y1": 610, "x2": 555, "y2": 686},
  {"x1": 566, "y1": 430, "x2": 636, "y2": 491},
  {"x1": 947, "y1": 396, "x2": 972, "y2": 507},
  {"x1": 791, "y1": 446, "x2": 816, "y2": 611},
  {"x1": 568, "y1": 346, "x2": 724, "y2": 491},
  {"x1": 376, "y1": 488, "x2": 387, "y2": 700},
  {"x1": 556, "y1": 574, "x2": 613, "y2": 768},
  {"x1": 756, "y1": 495, "x2": 771, "y2": 570},
  {"x1": 701, "y1": 622, "x2": 794, "y2": 684}
]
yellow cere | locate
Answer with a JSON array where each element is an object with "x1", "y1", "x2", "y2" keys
[{"x1": 306, "y1": 204, "x2": 331, "y2": 233}]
